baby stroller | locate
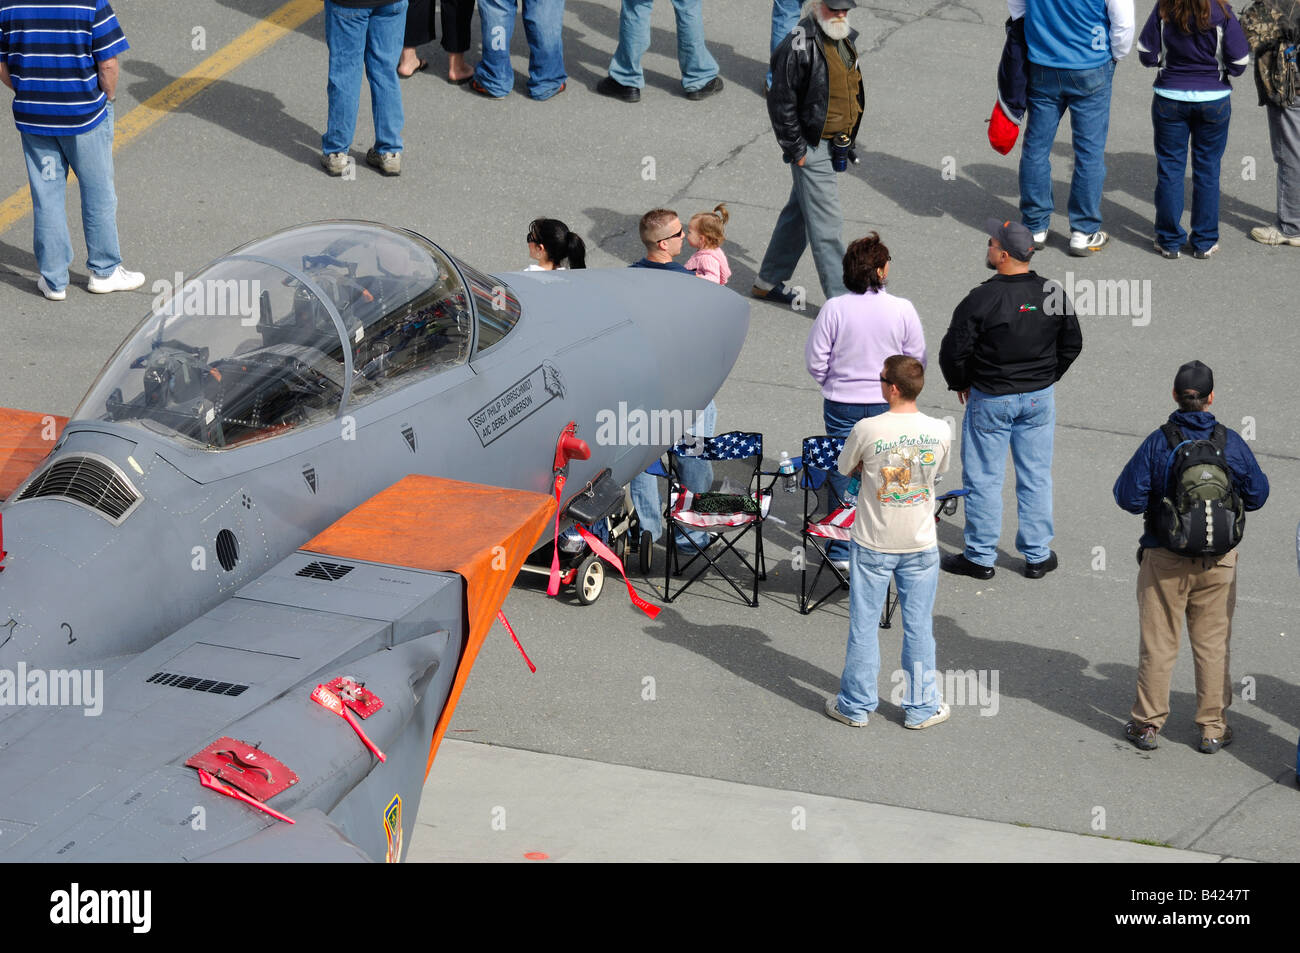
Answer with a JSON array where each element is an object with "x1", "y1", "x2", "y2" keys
[{"x1": 517, "y1": 485, "x2": 638, "y2": 605}]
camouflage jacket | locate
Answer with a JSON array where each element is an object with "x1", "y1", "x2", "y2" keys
[{"x1": 1240, "y1": 0, "x2": 1300, "y2": 105}]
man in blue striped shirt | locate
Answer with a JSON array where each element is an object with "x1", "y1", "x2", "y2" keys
[{"x1": 0, "y1": 0, "x2": 144, "y2": 300}]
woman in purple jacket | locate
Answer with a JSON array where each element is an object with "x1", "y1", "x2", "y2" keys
[
  {"x1": 1138, "y1": 0, "x2": 1250, "y2": 258},
  {"x1": 805, "y1": 233, "x2": 926, "y2": 565}
]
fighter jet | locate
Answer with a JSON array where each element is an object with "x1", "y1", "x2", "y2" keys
[{"x1": 0, "y1": 221, "x2": 748, "y2": 861}]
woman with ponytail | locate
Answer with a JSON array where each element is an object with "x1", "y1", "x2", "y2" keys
[
  {"x1": 1138, "y1": 0, "x2": 1250, "y2": 258},
  {"x1": 525, "y1": 218, "x2": 587, "y2": 270}
]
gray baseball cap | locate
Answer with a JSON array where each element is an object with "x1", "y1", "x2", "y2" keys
[{"x1": 984, "y1": 217, "x2": 1035, "y2": 262}]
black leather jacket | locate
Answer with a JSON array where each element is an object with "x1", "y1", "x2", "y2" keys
[{"x1": 767, "y1": 16, "x2": 865, "y2": 164}]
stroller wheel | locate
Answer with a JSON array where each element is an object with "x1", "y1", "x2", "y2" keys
[
  {"x1": 639, "y1": 531, "x2": 653, "y2": 575},
  {"x1": 576, "y1": 554, "x2": 605, "y2": 605},
  {"x1": 613, "y1": 530, "x2": 627, "y2": 563}
]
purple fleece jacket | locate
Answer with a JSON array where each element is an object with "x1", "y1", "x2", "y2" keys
[
  {"x1": 805, "y1": 289, "x2": 927, "y2": 404},
  {"x1": 1136, "y1": 2, "x2": 1250, "y2": 93}
]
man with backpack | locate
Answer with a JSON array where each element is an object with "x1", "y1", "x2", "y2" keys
[{"x1": 1113, "y1": 361, "x2": 1269, "y2": 754}]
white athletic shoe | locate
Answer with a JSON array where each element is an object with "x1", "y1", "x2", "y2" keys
[
  {"x1": 87, "y1": 265, "x2": 145, "y2": 294},
  {"x1": 906, "y1": 702, "x2": 951, "y2": 730},
  {"x1": 1068, "y1": 230, "x2": 1109, "y2": 256},
  {"x1": 36, "y1": 275, "x2": 66, "y2": 301},
  {"x1": 1031, "y1": 230, "x2": 1047, "y2": 248}
]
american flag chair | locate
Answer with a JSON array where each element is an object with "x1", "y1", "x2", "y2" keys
[
  {"x1": 663, "y1": 431, "x2": 770, "y2": 607},
  {"x1": 799, "y1": 435, "x2": 899, "y2": 626}
]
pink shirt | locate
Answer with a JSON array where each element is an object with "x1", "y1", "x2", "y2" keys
[
  {"x1": 684, "y1": 246, "x2": 731, "y2": 286},
  {"x1": 805, "y1": 289, "x2": 927, "y2": 404}
]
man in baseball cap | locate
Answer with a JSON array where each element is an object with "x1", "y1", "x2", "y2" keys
[
  {"x1": 938, "y1": 220, "x2": 1083, "y2": 580},
  {"x1": 1113, "y1": 361, "x2": 1269, "y2": 754},
  {"x1": 1172, "y1": 359, "x2": 1213, "y2": 399}
]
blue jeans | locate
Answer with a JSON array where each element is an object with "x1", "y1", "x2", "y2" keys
[
  {"x1": 608, "y1": 0, "x2": 719, "y2": 92},
  {"x1": 960, "y1": 385, "x2": 1055, "y2": 565},
  {"x1": 323, "y1": 0, "x2": 407, "y2": 155},
  {"x1": 1153, "y1": 94, "x2": 1231, "y2": 252},
  {"x1": 836, "y1": 544, "x2": 942, "y2": 725},
  {"x1": 822, "y1": 397, "x2": 888, "y2": 561},
  {"x1": 474, "y1": 0, "x2": 566, "y2": 99},
  {"x1": 1019, "y1": 60, "x2": 1115, "y2": 236},
  {"x1": 766, "y1": 0, "x2": 801, "y2": 90},
  {"x1": 21, "y1": 102, "x2": 121, "y2": 291},
  {"x1": 758, "y1": 139, "x2": 847, "y2": 300},
  {"x1": 630, "y1": 399, "x2": 715, "y2": 542}
]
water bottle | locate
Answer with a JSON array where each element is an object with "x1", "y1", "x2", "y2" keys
[
  {"x1": 778, "y1": 451, "x2": 797, "y2": 492},
  {"x1": 843, "y1": 475, "x2": 861, "y2": 507}
]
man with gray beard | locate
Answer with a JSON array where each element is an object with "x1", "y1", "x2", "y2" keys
[{"x1": 752, "y1": 0, "x2": 863, "y2": 307}]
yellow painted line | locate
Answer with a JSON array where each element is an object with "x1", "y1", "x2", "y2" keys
[{"x1": 0, "y1": 0, "x2": 321, "y2": 235}]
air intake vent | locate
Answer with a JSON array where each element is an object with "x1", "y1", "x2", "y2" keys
[
  {"x1": 15, "y1": 453, "x2": 141, "y2": 524},
  {"x1": 296, "y1": 561, "x2": 355, "y2": 581},
  {"x1": 147, "y1": 671, "x2": 248, "y2": 696}
]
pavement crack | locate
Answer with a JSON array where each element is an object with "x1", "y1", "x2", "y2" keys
[
  {"x1": 1184, "y1": 769, "x2": 1295, "y2": 851},
  {"x1": 668, "y1": 123, "x2": 772, "y2": 207},
  {"x1": 861, "y1": 1, "x2": 987, "y2": 54}
]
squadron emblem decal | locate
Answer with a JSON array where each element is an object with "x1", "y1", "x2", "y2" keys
[
  {"x1": 384, "y1": 794, "x2": 402, "y2": 863},
  {"x1": 469, "y1": 362, "x2": 566, "y2": 446}
]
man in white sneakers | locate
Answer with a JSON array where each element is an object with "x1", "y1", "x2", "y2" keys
[
  {"x1": 0, "y1": 0, "x2": 144, "y2": 299},
  {"x1": 825, "y1": 354, "x2": 952, "y2": 731},
  {"x1": 1009, "y1": 0, "x2": 1134, "y2": 256}
]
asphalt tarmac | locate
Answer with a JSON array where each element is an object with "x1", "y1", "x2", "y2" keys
[{"x1": 0, "y1": 0, "x2": 1296, "y2": 865}]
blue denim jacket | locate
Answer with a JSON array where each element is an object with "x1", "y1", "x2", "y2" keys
[{"x1": 1113, "y1": 410, "x2": 1269, "y2": 548}]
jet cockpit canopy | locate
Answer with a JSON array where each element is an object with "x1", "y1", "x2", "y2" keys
[{"x1": 76, "y1": 222, "x2": 516, "y2": 449}]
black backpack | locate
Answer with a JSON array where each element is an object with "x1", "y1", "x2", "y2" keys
[{"x1": 1154, "y1": 424, "x2": 1245, "y2": 557}]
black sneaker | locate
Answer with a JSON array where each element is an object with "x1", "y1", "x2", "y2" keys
[
  {"x1": 596, "y1": 75, "x2": 640, "y2": 102},
  {"x1": 941, "y1": 552, "x2": 994, "y2": 579},
  {"x1": 750, "y1": 283, "x2": 798, "y2": 306},
  {"x1": 685, "y1": 77, "x2": 724, "y2": 101},
  {"x1": 1198, "y1": 725, "x2": 1232, "y2": 753},
  {"x1": 1124, "y1": 720, "x2": 1158, "y2": 750},
  {"x1": 1024, "y1": 551, "x2": 1058, "y2": 579}
]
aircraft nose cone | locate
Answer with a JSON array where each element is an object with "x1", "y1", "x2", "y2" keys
[{"x1": 621, "y1": 272, "x2": 750, "y2": 427}]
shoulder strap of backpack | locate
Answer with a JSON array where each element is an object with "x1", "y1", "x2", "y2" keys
[
  {"x1": 1160, "y1": 423, "x2": 1185, "y2": 451},
  {"x1": 1209, "y1": 423, "x2": 1228, "y2": 451}
]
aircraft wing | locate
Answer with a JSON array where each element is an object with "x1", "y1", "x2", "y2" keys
[
  {"x1": 0, "y1": 475, "x2": 554, "y2": 862},
  {"x1": 0, "y1": 407, "x2": 66, "y2": 500}
]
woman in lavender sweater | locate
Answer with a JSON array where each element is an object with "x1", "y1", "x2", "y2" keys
[
  {"x1": 1137, "y1": 0, "x2": 1250, "y2": 258},
  {"x1": 805, "y1": 233, "x2": 927, "y2": 564}
]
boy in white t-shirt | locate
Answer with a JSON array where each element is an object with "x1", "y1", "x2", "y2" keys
[{"x1": 826, "y1": 355, "x2": 953, "y2": 730}]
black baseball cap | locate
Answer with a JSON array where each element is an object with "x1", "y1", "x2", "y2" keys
[
  {"x1": 1173, "y1": 360, "x2": 1214, "y2": 397},
  {"x1": 984, "y1": 217, "x2": 1035, "y2": 261},
  {"x1": 823, "y1": 0, "x2": 857, "y2": 9}
]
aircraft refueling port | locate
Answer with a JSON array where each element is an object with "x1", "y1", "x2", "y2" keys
[{"x1": 216, "y1": 530, "x2": 239, "y2": 571}]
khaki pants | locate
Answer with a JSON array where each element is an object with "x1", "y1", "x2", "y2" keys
[{"x1": 1131, "y1": 547, "x2": 1237, "y2": 739}]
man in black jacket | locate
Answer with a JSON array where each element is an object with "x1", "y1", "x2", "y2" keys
[
  {"x1": 751, "y1": 0, "x2": 864, "y2": 307},
  {"x1": 938, "y1": 219, "x2": 1083, "y2": 580}
]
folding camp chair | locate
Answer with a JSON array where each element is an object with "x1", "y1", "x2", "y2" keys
[
  {"x1": 663, "y1": 431, "x2": 770, "y2": 607},
  {"x1": 798, "y1": 435, "x2": 853, "y2": 615}
]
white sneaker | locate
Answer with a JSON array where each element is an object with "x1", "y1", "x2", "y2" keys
[
  {"x1": 824, "y1": 695, "x2": 868, "y2": 727},
  {"x1": 1249, "y1": 225, "x2": 1300, "y2": 246},
  {"x1": 906, "y1": 702, "x2": 951, "y2": 730},
  {"x1": 87, "y1": 265, "x2": 145, "y2": 294},
  {"x1": 1031, "y1": 230, "x2": 1047, "y2": 247},
  {"x1": 1068, "y1": 230, "x2": 1109, "y2": 256},
  {"x1": 36, "y1": 275, "x2": 66, "y2": 301}
]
